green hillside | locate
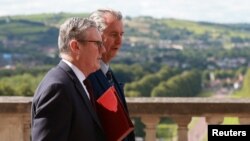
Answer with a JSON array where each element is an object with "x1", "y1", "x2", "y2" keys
[
  {"x1": 0, "y1": 13, "x2": 250, "y2": 100},
  {"x1": 234, "y1": 69, "x2": 250, "y2": 98},
  {"x1": 0, "y1": 13, "x2": 88, "y2": 53},
  {"x1": 0, "y1": 19, "x2": 57, "y2": 52},
  {"x1": 124, "y1": 17, "x2": 250, "y2": 49},
  {"x1": 7, "y1": 12, "x2": 89, "y2": 26},
  {"x1": 0, "y1": 13, "x2": 250, "y2": 66},
  {"x1": 1, "y1": 13, "x2": 250, "y2": 50},
  {"x1": 163, "y1": 19, "x2": 250, "y2": 38}
]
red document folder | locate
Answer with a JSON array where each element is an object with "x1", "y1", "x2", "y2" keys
[{"x1": 96, "y1": 86, "x2": 134, "y2": 141}]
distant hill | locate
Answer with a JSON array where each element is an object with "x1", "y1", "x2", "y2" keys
[
  {"x1": 7, "y1": 12, "x2": 89, "y2": 26},
  {"x1": 0, "y1": 13, "x2": 250, "y2": 67},
  {"x1": 124, "y1": 16, "x2": 250, "y2": 49},
  {"x1": 0, "y1": 13, "x2": 89, "y2": 54}
]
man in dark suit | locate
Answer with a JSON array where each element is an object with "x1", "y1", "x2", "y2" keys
[
  {"x1": 88, "y1": 9, "x2": 136, "y2": 141},
  {"x1": 31, "y1": 17, "x2": 106, "y2": 141}
]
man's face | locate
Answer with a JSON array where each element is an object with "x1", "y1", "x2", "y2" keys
[
  {"x1": 77, "y1": 27, "x2": 105, "y2": 75},
  {"x1": 101, "y1": 20, "x2": 124, "y2": 63}
]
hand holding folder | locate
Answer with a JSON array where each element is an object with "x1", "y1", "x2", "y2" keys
[{"x1": 96, "y1": 86, "x2": 134, "y2": 141}]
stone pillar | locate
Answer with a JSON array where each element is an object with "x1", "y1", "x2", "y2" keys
[
  {"x1": 239, "y1": 116, "x2": 250, "y2": 124},
  {"x1": 141, "y1": 115, "x2": 160, "y2": 141},
  {"x1": 205, "y1": 116, "x2": 224, "y2": 125},
  {"x1": 173, "y1": 116, "x2": 192, "y2": 141}
]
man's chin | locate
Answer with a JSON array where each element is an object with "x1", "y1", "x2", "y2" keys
[{"x1": 95, "y1": 66, "x2": 101, "y2": 71}]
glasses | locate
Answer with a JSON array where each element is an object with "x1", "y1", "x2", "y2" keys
[{"x1": 77, "y1": 40, "x2": 103, "y2": 48}]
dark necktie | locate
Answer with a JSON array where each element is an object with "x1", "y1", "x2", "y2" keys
[
  {"x1": 106, "y1": 70, "x2": 114, "y2": 85},
  {"x1": 83, "y1": 79, "x2": 96, "y2": 111}
]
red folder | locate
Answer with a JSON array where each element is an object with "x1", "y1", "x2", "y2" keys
[{"x1": 96, "y1": 86, "x2": 134, "y2": 141}]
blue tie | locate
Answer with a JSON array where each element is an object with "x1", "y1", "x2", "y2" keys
[{"x1": 106, "y1": 70, "x2": 114, "y2": 85}]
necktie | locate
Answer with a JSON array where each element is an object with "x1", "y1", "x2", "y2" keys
[
  {"x1": 106, "y1": 70, "x2": 114, "y2": 85},
  {"x1": 83, "y1": 79, "x2": 96, "y2": 111}
]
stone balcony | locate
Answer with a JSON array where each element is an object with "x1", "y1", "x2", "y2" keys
[{"x1": 1, "y1": 96, "x2": 250, "y2": 141}]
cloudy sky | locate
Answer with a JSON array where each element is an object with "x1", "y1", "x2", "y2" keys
[{"x1": 1, "y1": 0, "x2": 250, "y2": 23}]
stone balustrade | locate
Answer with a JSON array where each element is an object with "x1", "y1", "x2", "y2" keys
[{"x1": 1, "y1": 96, "x2": 250, "y2": 141}]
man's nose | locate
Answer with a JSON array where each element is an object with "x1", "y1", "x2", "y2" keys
[{"x1": 115, "y1": 35, "x2": 122, "y2": 45}]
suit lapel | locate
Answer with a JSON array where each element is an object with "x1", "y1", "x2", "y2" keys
[
  {"x1": 74, "y1": 82, "x2": 103, "y2": 128},
  {"x1": 109, "y1": 70, "x2": 124, "y2": 97},
  {"x1": 95, "y1": 69, "x2": 111, "y2": 90},
  {"x1": 58, "y1": 61, "x2": 103, "y2": 130}
]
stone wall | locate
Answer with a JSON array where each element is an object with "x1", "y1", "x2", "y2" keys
[{"x1": 1, "y1": 97, "x2": 250, "y2": 141}]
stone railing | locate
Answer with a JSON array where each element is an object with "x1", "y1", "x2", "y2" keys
[
  {"x1": 1, "y1": 96, "x2": 250, "y2": 141},
  {"x1": 0, "y1": 96, "x2": 31, "y2": 141}
]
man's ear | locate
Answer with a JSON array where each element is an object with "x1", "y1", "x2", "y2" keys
[{"x1": 69, "y1": 40, "x2": 80, "y2": 54}]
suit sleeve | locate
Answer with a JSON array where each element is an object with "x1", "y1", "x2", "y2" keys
[{"x1": 32, "y1": 83, "x2": 72, "y2": 141}]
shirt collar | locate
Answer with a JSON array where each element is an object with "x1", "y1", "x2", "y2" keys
[
  {"x1": 100, "y1": 60, "x2": 109, "y2": 74},
  {"x1": 62, "y1": 59, "x2": 86, "y2": 82}
]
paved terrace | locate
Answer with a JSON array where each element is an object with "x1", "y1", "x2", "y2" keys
[{"x1": 1, "y1": 96, "x2": 250, "y2": 141}]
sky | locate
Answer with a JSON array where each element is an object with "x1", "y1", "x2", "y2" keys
[{"x1": 1, "y1": 0, "x2": 250, "y2": 23}]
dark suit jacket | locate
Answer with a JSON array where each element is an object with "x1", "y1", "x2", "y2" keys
[
  {"x1": 31, "y1": 61, "x2": 106, "y2": 141},
  {"x1": 87, "y1": 69, "x2": 135, "y2": 141}
]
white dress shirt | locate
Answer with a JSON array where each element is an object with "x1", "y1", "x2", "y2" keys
[
  {"x1": 100, "y1": 60, "x2": 109, "y2": 75},
  {"x1": 62, "y1": 59, "x2": 90, "y2": 99}
]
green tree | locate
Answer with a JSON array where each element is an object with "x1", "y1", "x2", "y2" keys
[
  {"x1": 125, "y1": 66, "x2": 177, "y2": 97},
  {"x1": 152, "y1": 70, "x2": 202, "y2": 97},
  {"x1": 0, "y1": 73, "x2": 43, "y2": 96}
]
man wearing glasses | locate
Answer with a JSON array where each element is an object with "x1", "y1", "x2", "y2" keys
[
  {"x1": 31, "y1": 17, "x2": 106, "y2": 141},
  {"x1": 87, "y1": 8, "x2": 136, "y2": 141}
]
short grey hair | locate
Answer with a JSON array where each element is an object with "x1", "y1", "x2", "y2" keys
[
  {"x1": 88, "y1": 8, "x2": 123, "y2": 32},
  {"x1": 58, "y1": 17, "x2": 97, "y2": 55}
]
